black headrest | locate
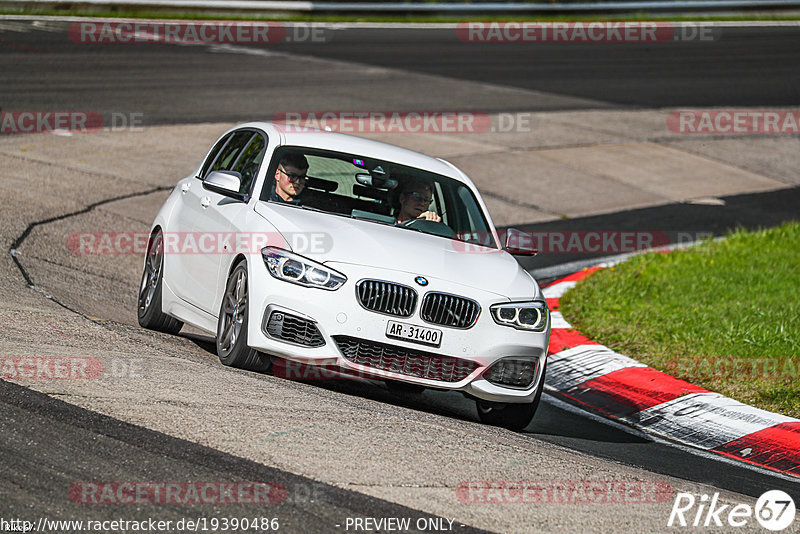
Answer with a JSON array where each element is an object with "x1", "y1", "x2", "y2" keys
[
  {"x1": 305, "y1": 176, "x2": 338, "y2": 192},
  {"x1": 352, "y1": 184, "x2": 388, "y2": 201}
]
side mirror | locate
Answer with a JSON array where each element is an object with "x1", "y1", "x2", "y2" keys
[
  {"x1": 203, "y1": 171, "x2": 248, "y2": 202},
  {"x1": 502, "y1": 228, "x2": 538, "y2": 256}
]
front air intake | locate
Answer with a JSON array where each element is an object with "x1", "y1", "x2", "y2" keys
[{"x1": 356, "y1": 279, "x2": 417, "y2": 317}]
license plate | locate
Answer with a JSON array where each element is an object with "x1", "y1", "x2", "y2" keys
[{"x1": 386, "y1": 320, "x2": 442, "y2": 347}]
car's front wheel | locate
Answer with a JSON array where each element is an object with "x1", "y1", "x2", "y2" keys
[
  {"x1": 475, "y1": 362, "x2": 546, "y2": 431},
  {"x1": 216, "y1": 259, "x2": 271, "y2": 372},
  {"x1": 476, "y1": 401, "x2": 540, "y2": 431},
  {"x1": 138, "y1": 230, "x2": 183, "y2": 334}
]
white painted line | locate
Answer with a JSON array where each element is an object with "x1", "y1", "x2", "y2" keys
[
  {"x1": 549, "y1": 311, "x2": 571, "y2": 329},
  {"x1": 542, "y1": 280, "x2": 576, "y2": 299},
  {"x1": 547, "y1": 344, "x2": 646, "y2": 391},
  {"x1": 542, "y1": 392, "x2": 800, "y2": 482},
  {"x1": 630, "y1": 392, "x2": 799, "y2": 450},
  {"x1": 207, "y1": 44, "x2": 285, "y2": 57},
  {"x1": 5, "y1": 0, "x2": 800, "y2": 14},
  {"x1": 2, "y1": 15, "x2": 800, "y2": 28}
]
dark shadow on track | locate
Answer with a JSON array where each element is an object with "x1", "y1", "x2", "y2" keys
[
  {"x1": 0, "y1": 379, "x2": 491, "y2": 534},
  {"x1": 535, "y1": 396, "x2": 800, "y2": 499},
  {"x1": 529, "y1": 398, "x2": 649, "y2": 444},
  {"x1": 181, "y1": 332, "x2": 218, "y2": 356},
  {"x1": 200, "y1": 361, "x2": 800, "y2": 499},
  {"x1": 514, "y1": 184, "x2": 800, "y2": 275}
]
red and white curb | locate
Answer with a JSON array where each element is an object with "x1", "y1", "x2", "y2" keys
[{"x1": 543, "y1": 266, "x2": 800, "y2": 479}]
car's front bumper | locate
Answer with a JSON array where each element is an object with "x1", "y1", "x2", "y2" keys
[{"x1": 246, "y1": 259, "x2": 549, "y2": 403}]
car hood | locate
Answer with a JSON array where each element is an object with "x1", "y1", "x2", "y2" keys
[{"x1": 254, "y1": 201, "x2": 540, "y2": 299}]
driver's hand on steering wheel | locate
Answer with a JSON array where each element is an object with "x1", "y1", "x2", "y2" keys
[{"x1": 418, "y1": 211, "x2": 442, "y2": 223}]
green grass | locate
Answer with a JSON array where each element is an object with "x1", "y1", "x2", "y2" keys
[
  {"x1": 559, "y1": 222, "x2": 800, "y2": 418},
  {"x1": 2, "y1": 8, "x2": 800, "y2": 22}
]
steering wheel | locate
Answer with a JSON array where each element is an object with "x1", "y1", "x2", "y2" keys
[{"x1": 399, "y1": 217, "x2": 456, "y2": 238}]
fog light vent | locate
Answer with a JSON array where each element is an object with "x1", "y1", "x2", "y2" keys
[
  {"x1": 264, "y1": 311, "x2": 325, "y2": 347},
  {"x1": 484, "y1": 359, "x2": 537, "y2": 389}
]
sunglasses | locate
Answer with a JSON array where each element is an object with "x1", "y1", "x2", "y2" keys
[
  {"x1": 405, "y1": 191, "x2": 433, "y2": 204},
  {"x1": 278, "y1": 167, "x2": 307, "y2": 183}
]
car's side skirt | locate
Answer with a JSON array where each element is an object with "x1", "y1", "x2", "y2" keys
[{"x1": 162, "y1": 278, "x2": 217, "y2": 334}]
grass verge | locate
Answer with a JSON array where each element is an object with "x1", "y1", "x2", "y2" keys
[{"x1": 559, "y1": 222, "x2": 800, "y2": 418}]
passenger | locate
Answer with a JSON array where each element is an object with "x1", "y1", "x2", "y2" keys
[
  {"x1": 271, "y1": 153, "x2": 308, "y2": 204},
  {"x1": 395, "y1": 179, "x2": 442, "y2": 224}
]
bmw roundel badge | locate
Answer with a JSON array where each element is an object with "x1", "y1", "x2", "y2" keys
[{"x1": 414, "y1": 276, "x2": 429, "y2": 286}]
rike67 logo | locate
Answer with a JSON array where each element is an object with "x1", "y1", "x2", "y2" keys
[{"x1": 668, "y1": 490, "x2": 795, "y2": 531}]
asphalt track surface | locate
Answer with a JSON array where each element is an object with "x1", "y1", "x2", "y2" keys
[
  {"x1": 0, "y1": 379, "x2": 486, "y2": 533},
  {"x1": 2, "y1": 18, "x2": 800, "y2": 532},
  {"x1": 2, "y1": 22, "x2": 800, "y2": 121},
  {"x1": 267, "y1": 26, "x2": 800, "y2": 109}
]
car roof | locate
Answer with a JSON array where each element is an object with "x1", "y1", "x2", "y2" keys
[
  {"x1": 231, "y1": 121, "x2": 474, "y2": 186},
  {"x1": 223, "y1": 121, "x2": 500, "y2": 241}
]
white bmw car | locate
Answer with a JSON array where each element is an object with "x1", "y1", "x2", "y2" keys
[{"x1": 138, "y1": 122, "x2": 550, "y2": 430}]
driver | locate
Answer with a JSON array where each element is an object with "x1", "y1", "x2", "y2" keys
[
  {"x1": 271, "y1": 152, "x2": 308, "y2": 204},
  {"x1": 395, "y1": 179, "x2": 441, "y2": 224}
]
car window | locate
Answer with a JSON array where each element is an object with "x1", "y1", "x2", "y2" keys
[
  {"x1": 231, "y1": 133, "x2": 266, "y2": 194},
  {"x1": 307, "y1": 156, "x2": 360, "y2": 192},
  {"x1": 199, "y1": 133, "x2": 232, "y2": 179},
  {"x1": 208, "y1": 131, "x2": 254, "y2": 175},
  {"x1": 454, "y1": 185, "x2": 494, "y2": 246},
  {"x1": 261, "y1": 146, "x2": 497, "y2": 249}
]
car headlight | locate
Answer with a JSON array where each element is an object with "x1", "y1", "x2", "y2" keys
[
  {"x1": 261, "y1": 247, "x2": 346, "y2": 290},
  {"x1": 490, "y1": 301, "x2": 549, "y2": 331}
]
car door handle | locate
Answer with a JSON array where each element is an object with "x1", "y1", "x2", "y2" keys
[
  {"x1": 200, "y1": 196, "x2": 211, "y2": 209},
  {"x1": 181, "y1": 183, "x2": 190, "y2": 194}
]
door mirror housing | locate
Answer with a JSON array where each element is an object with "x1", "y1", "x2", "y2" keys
[
  {"x1": 502, "y1": 228, "x2": 538, "y2": 256},
  {"x1": 203, "y1": 171, "x2": 248, "y2": 202}
]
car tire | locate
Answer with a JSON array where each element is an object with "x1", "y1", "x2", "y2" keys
[
  {"x1": 138, "y1": 230, "x2": 183, "y2": 335},
  {"x1": 475, "y1": 361, "x2": 546, "y2": 431},
  {"x1": 216, "y1": 259, "x2": 271, "y2": 372}
]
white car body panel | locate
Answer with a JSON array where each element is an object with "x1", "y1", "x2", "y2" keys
[{"x1": 149, "y1": 122, "x2": 549, "y2": 404}]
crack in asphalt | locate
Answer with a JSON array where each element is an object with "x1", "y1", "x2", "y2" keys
[{"x1": 7, "y1": 186, "x2": 170, "y2": 320}]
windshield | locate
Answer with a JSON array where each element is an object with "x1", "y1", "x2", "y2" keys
[{"x1": 260, "y1": 145, "x2": 498, "y2": 249}]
